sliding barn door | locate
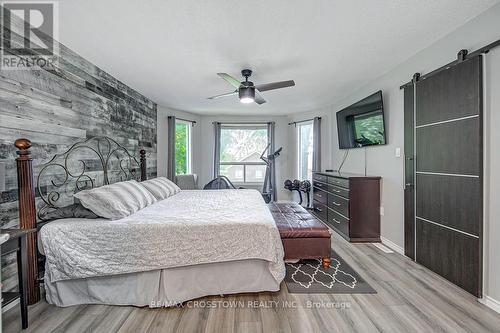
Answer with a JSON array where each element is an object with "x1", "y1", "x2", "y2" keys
[{"x1": 405, "y1": 55, "x2": 483, "y2": 297}]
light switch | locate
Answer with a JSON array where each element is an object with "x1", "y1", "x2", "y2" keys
[{"x1": 395, "y1": 147, "x2": 401, "y2": 158}]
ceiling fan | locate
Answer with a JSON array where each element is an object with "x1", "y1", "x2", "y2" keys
[{"x1": 207, "y1": 69, "x2": 295, "y2": 105}]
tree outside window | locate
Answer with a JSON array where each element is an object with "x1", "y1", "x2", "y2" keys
[
  {"x1": 298, "y1": 121, "x2": 314, "y2": 181},
  {"x1": 175, "y1": 121, "x2": 191, "y2": 175},
  {"x1": 219, "y1": 125, "x2": 268, "y2": 184}
]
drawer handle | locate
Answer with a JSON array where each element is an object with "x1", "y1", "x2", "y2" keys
[
  {"x1": 316, "y1": 207, "x2": 323, "y2": 212},
  {"x1": 316, "y1": 183, "x2": 322, "y2": 187},
  {"x1": 332, "y1": 189, "x2": 341, "y2": 193},
  {"x1": 331, "y1": 218, "x2": 340, "y2": 224},
  {"x1": 316, "y1": 193, "x2": 322, "y2": 198},
  {"x1": 332, "y1": 202, "x2": 341, "y2": 206}
]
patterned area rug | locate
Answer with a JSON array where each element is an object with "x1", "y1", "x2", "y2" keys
[{"x1": 284, "y1": 250, "x2": 376, "y2": 294}]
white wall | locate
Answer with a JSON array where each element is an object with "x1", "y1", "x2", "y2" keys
[
  {"x1": 484, "y1": 46, "x2": 500, "y2": 306},
  {"x1": 287, "y1": 4, "x2": 500, "y2": 302}
]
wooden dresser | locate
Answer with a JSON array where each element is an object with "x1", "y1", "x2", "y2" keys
[{"x1": 311, "y1": 171, "x2": 381, "y2": 242}]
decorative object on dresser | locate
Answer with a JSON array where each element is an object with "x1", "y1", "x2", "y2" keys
[
  {"x1": 269, "y1": 202, "x2": 331, "y2": 268},
  {"x1": 312, "y1": 171, "x2": 381, "y2": 242}
]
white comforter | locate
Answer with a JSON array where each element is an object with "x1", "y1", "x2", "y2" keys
[{"x1": 40, "y1": 189, "x2": 285, "y2": 284}]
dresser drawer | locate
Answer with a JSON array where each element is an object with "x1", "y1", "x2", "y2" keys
[
  {"x1": 312, "y1": 187, "x2": 327, "y2": 204},
  {"x1": 313, "y1": 174, "x2": 327, "y2": 183},
  {"x1": 328, "y1": 193, "x2": 349, "y2": 217},
  {"x1": 328, "y1": 176, "x2": 349, "y2": 189},
  {"x1": 328, "y1": 208, "x2": 349, "y2": 236},
  {"x1": 328, "y1": 184, "x2": 349, "y2": 199},
  {"x1": 312, "y1": 201, "x2": 328, "y2": 222},
  {"x1": 313, "y1": 180, "x2": 329, "y2": 192}
]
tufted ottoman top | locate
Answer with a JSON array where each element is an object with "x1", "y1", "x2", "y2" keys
[{"x1": 269, "y1": 202, "x2": 331, "y2": 239}]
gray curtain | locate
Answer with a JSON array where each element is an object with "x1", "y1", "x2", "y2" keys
[
  {"x1": 167, "y1": 116, "x2": 176, "y2": 180},
  {"x1": 312, "y1": 117, "x2": 321, "y2": 172},
  {"x1": 268, "y1": 122, "x2": 277, "y2": 201},
  {"x1": 213, "y1": 122, "x2": 221, "y2": 179}
]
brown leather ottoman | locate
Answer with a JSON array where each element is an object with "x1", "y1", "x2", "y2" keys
[{"x1": 269, "y1": 202, "x2": 332, "y2": 268}]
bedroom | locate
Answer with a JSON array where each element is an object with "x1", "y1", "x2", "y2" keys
[{"x1": 1, "y1": 0, "x2": 500, "y2": 332}]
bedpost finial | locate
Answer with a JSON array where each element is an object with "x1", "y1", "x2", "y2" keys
[
  {"x1": 140, "y1": 149, "x2": 146, "y2": 156},
  {"x1": 15, "y1": 138, "x2": 32, "y2": 155}
]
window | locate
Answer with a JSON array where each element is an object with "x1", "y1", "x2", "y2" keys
[
  {"x1": 297, "y1": 121, "x2": 314, "y2": 181},
  {"x1": 175, "y1": 120, "x2": 192, "y2": 175},
  {"x1": 219, "y1": 124, "x2": 268, "y2": 184}
]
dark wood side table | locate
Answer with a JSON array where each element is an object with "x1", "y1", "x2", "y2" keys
[{"x1": 1, "y1": 228, "x2": 35, "y2": 329}]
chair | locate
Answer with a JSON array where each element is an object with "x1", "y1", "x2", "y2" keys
[
  {"x1": 203, "y1": 175, "x2": 237, "y2": 190},
  {"x1": 175, "y1": 174, "x2": 198, "y2": 190}
]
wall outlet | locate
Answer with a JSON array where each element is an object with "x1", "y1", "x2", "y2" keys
[
  {"x1": 395, "y1": 147, "x2": 401, "y2": 158},
  {"x1": 380, "y1": 207, "x2": 385, "y2": 216}
]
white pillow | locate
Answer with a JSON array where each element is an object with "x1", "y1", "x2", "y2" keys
[
  {"x1": 74, "y1": 180, "x2": 157, "y2": 220},
  {"x1": 140, "y1": 177, "x2": 181, "y2": 200}
]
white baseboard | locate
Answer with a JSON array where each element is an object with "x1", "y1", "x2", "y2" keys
[
  {"x1": 479, "y1": 295, "x2": 500, "y2": 314},
  {"x1": 380, "y1": 236, "x2": 404, "y2": 255}
]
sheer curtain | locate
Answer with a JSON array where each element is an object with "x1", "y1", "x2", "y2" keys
[
  {"x1": 312, "y1": 117, "x2": 321, "y2": 172},
  {"x1": 267, "y1": 122, "x2": 277, "y2": 201},
  {"x1": 213, "y1": 122, "x2": 221, "y2": 179},
  {"x1": 167, "y1": 116, "x2": 176, "y2": 180}
]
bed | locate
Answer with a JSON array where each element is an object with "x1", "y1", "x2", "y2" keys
[{"x1": 14, "y1": 136, "x2": 285, "y2": 307}]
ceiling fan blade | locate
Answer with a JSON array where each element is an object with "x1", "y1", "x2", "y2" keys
[
  {"x1": 207, "y1": 90, "x2": 237, "y2": 100},
  {"x1": 255, "y1": 80, "x2": 295, "y2": 92},
  {"x1": 254, "y1": 91, "x2": 266, "y2": 105},
  {"x1": 217, "y1": 73, "x2": 241, "y2": 89}
]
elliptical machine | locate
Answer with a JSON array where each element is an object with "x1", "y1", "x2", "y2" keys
[
  {"x1": 204, "y1": 143, "x2": 282, "y2": 204},
  {"x1": 261, "y1": 143, "x2": 282, "y2": 203}
]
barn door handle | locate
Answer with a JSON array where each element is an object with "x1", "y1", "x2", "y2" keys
[{"x1": 403, "y1": 154, "x2": 415, "y2": 190}]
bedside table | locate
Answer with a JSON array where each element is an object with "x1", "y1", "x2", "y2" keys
[{"x1": 1, "y1": 228, "x2": 35, "y2": 329}]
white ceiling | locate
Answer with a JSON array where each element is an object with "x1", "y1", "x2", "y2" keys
[{"x1": 58, "y1": 0, "x2": 498, "y2": 115}]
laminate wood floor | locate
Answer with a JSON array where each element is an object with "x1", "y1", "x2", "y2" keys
[{"x1": 3, "y1": 231, "x2": 500, "y2": 333}]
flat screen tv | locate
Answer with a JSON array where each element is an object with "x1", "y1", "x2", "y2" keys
[{"x1": 336, "y1": 91, "x2": 386, "y2": 149}]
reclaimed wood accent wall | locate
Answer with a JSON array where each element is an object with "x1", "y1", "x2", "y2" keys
[{"x1": 0, "y1": 12, "x2": 157, "y2": 293}]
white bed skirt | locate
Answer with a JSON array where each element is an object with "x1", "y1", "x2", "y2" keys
[{"x1": 44, "y1": 259, "x2": 280, "y2": 307}]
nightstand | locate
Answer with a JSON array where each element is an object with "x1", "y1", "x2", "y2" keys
[{"x1": 1, "y1": 228, "x2": 35, "y2": 329}]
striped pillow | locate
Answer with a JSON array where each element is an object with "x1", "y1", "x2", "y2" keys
[
  {"x1": 74, "y1": 180, "x2": 157, "y2": 220},
  {"x1": 140, "y1": 177, "x2": 181, "y2": 200}
]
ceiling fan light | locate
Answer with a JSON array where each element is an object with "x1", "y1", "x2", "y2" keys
[
  {"x1": 240, "y1": 97, "x2": 254, "y2": 104},
  {"x1": 239, "y1": 86, "x2": 255, "y2": 104}
]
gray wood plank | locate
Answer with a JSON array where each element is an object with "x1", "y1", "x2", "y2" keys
[{"x1": 0, "y1": 11, "x2": 158, "y2": 295}]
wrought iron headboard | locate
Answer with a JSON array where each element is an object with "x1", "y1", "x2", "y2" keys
[{"x1": 36, "y1": 136, "x2": 147, "y2": 219}]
